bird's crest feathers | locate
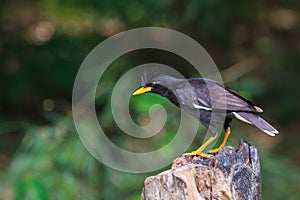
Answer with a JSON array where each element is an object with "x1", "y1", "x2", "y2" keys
[{"x1": 141, "y1": 67, "x2": 160, "y2": 86}]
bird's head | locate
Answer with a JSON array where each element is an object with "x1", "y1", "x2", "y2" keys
[
  {"x1": 132, "y1": 79, "x2": 169, "y2": 97},
  {"x1": 132, "y1": 74, "x2": 180, "y2": 97}
]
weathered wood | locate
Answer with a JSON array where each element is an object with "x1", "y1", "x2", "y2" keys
[{"x1": 141, "y1": 140, "x2": 261, "y2": 200}]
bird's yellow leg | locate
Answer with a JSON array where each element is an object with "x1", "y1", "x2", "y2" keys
[
  {"x1": 184, "y1": 134, "x2": 218, "y2": 158},
  {"x1": 209, "y1": 127, "x2": 231, "y2": 154}
]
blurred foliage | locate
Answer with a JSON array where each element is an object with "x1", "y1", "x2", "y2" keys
[{"x1": 1, "y1": 0, "x2": 300, "y2": 199}]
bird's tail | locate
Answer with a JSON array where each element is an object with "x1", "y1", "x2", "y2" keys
[{"x1": 232, "y1": 112, "x2": 279, "y2": 136}]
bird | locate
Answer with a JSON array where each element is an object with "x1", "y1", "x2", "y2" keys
[{"x1": 132, "y1": 73, "x2": 279, "y2": 158}]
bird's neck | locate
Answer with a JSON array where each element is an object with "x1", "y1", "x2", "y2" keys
[
  {"x1": 163, "y1": 89, "x2": 180, "y2": 107},
  {"x1": 152, "y1": 84, "x2": 180, "y2": 107}
]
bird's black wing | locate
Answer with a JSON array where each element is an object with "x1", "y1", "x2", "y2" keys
[{"x1": 175, "y1": 78, "x2": 262, "y2": 113}]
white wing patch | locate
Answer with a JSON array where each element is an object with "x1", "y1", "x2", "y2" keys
[{"x1": 192, "y1": 103, "x2": 212, "y2": 111}]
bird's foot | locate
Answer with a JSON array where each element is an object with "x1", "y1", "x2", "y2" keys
[
  {"x1": 184, "y1": 151, "x2": 213, "y2": 158},
  {"x1": 183, "y1": 135, "x2": 218, "y2": 158},
  {"x1": 208, "y1": 146, "x2": 224, "y2": 154},
  {"x1": 208, "y1": 127, "x2": 230, "y2": 154}
]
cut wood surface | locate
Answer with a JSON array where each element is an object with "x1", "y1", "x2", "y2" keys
[{"x1": 141, "y1": 140, "x2": 261, "y2": 200}]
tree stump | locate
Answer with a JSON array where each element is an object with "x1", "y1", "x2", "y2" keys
[{"x1": 141, "y1": 140, "x2": 261, "y2": 200}]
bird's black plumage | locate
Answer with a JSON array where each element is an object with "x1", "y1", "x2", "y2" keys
[{"x1": 133, "y1": 74, "x2": 278, "y2": 156}]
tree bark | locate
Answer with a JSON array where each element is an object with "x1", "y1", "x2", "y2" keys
[{"x1": 141, "y1": 140, "x2": 261, "y2": 200}]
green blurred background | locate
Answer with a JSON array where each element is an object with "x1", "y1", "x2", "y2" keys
[{"x1": 1, "y1": 0, "x2": 300, "y2": 199}]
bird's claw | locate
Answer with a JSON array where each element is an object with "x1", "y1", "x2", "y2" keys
[
  {"x1": 208, "y1": 146, "x2": 224, "y2": 154},
  {"x1": 184, "y1": 151, "x2": 213, "y2": 158}
]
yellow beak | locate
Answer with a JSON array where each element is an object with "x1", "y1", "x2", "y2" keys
[{"x1": 133, "y1": 87, "x2": 152, "y2": 95}]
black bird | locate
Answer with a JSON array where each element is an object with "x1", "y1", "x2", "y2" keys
[{"x1": 133, "y1": 74, "x2": 278, "y2": 157}]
